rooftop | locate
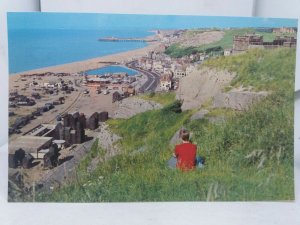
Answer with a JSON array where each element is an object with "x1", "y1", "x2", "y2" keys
[
  {"x1": 23, "y1": 123, "x2": 56, "y2": 137},
  {"x1": 9, "y1": 136, "x2": 54, "y2": 154},
  {"x1": 87, "y1": 77, "x2": 111, "y2": 82}
]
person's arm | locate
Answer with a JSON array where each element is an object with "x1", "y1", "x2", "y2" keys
[{"x1": 173, "y1": 145, "x2": 178, "y2": 157}]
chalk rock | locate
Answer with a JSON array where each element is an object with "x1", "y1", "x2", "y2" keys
[{"x1": 190, "y1": 109, "x2": 209, "y2": 121}]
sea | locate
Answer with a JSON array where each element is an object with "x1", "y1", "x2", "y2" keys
[
  {"x1": 8, "y1": 29, "x2": 151, "y2": 74},
  {"x1": 86, "y1": 65, "x2": 138, "y2": 76}
]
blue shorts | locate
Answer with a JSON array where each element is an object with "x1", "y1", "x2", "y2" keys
[{"x1": 167, "y1": 156, "x2": 205, "y2": 169}]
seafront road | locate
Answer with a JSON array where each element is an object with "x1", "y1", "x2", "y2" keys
[{"x1": 126, "y1": 62, "x2": 160, "y2": 92}]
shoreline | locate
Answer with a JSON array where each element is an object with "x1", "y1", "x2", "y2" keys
[
  {"x1": 9, "y1": 40, "x2": 161, "y2": 87},
  {"x1": 9, "y1": 33, "x2": 160, "y2": 75}
]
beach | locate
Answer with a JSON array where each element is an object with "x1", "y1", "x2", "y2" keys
[{"x1": 9, "y1": 39, "x2": 161, "y2": 82}]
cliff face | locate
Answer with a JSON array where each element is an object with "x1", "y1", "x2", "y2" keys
[
  {"x1": 176, "y1": 67, "x2": 235, "y2": 111},
  {"x1": 213, "y1": 89, "x2": 269, "y2": 111},
  {"x1": 112, "y1": 97, "x2": 162, "y2": 119}
]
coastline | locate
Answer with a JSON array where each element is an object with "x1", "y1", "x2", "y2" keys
[{"x1": 9, "y1": 34, "x2": 160, "y2": 79}]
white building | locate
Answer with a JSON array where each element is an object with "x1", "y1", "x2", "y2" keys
[
  {"x1": 160, "y1": 74, "x2": 172, "y2": 91},
  {"x1": 174, "y1": 69, "x2": 186, "y2": 79},
  {"x1": 145, "y1": 59, "x2": 153, "y2": 70},
  {"x1": 163, "y1": 66, "x2": 172, "y2": 74},
  {"x1": 153, "y1": 61, "x2": 164, "y2": 73},
  {"x1": 224, "y1": 49, "x2": 233, "y2": 56}
]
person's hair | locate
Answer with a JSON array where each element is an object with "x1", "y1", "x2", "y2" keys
[{"x1": 179, "y1": 129, "x2": 190, "y2": 141}]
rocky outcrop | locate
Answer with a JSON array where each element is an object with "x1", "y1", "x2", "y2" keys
[
  {"x1": 96, "y1": 123, "x2": 121, "y2": 158},
  {"x1": 213, "y1": 89, "x2": 268, "y2": 111},
  {"x1": 190, "y1": 109, "x2": 209, "y2": 121},
  {"x1": 112, "y1": 97, "x2": 162, "y2": 119},
  {"x1": 176, "y1": 68, "x2": 235, "y2": 111},
  {"x1": 87, "y1": 123, "x2": 122, "y2": 172}
]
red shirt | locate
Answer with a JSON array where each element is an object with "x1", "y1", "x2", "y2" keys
[{"x1": 175, "y1": 142, "x2": 197, "y2": 171}]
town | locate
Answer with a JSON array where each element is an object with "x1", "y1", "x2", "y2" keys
[{"x1": 8, "y1": 26, "x2": 297, "y2": 195}]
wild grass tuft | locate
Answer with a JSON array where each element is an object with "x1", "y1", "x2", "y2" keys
[{"x1": 138, "y1": 92, "x2": 176, "y2": 106}]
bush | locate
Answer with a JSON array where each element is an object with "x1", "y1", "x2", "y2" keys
[
  {"x1": 149, "y1": 92, "x2": 155, "y2": 98},
  {"x1": 162, "y1": 100, "x2": 182, "y2": 113}
]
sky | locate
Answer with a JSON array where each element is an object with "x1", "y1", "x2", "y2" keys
[{"x1": 7, "y1": 12, "x2": 298, "y2": 30}]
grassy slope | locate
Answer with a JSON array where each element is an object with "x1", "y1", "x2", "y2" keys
[
  {"x1": 37, "y1": 48, "x2": 295, "y2": 202},
  {"x1": 138, "y1": 92, "x2": 176, "y2": 105},
  {"x1": 203, "y1": 48, "x2": 296, "y2": 91}
]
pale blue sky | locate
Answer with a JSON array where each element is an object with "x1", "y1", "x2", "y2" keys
[{"x1": 8, "y1": 12, "x2": 298, "y2": 30}]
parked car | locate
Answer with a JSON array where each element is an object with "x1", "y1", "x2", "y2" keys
[
  {"x1": 9, "y1": 111, "x2": 15, "y2": 117},
  {"x1": 45, "y1": 103, "x2": 54, "y2": 109},
  {"x1": 9, "y1": 102, "x2": 17, "y2": 108},
  {"x1": 56, "y1": 115, "x2": 62, "y2": 121}
]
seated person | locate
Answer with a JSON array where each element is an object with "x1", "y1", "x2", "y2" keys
[{"x1": 168, "y1": 129, "x2": 204, "y2": 171}]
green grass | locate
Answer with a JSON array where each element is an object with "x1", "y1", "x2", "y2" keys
[
  {"x1": 37, "y1": 48, "x2": 295, "y2": 202},
  {"x1": 203, "y1": 48, "x2": 296, "y2": 91},
  {"x1": 76, "y1": 139, "x2": 105, "y2": 175},
  {"x1": 138, "y1": 92, "x2": 176, "y2": 106},
  {"x1": 205, "y1": 107, "x2": 237, "y2": 118}
]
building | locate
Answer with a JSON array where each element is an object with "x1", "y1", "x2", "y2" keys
[
  {"x1": 199, "y1": 53, "x2": 209, "y2": 61},
  {"x1": 123, "y1": 76, "x2": 136, "y2": 84},
  {"x1": 153, "y1": 60, "x2": 164, "y2": 73},
  {"x1": 145, "y1": 59, "x2": 153, "y2": 70},
  {"x1": 232, "y1": 33, "x2": 297, "y2": 53},
  {"x1": 174, "y1": 69, "x2": 186, "y2": 79},
  {"x1": 84, "y1": 77, "x2": 110, "y2": 89},
  {"x1": 273, "y1": 27, "x2": 297, "y2": 34},
  {"x1": 224, "y1": 49, "x2": 233, "y2": 56},
  {"x1": 163, "y1": 65, "x2": 172, "y2": 74},
  {"x1": 273, "y1": 36, "x2": 297, "y2": 48},
  {"x1": 147, "y1": 51, "x2": 159, "y2": 60},
  {"x1": 23, "y1": 123, "x2": 58, "y2": 138},
  {"x1": 122, "y1": 85, "x2": 135, "y2": 96},
  {"x1": 147, "y1": 51, "x2": 154, "y2": 59},
  {"x1": 189, "y1": 53, "x2": 200, "y2": 61},
  {"x1": 233, "y1": 34, "x2": 263, "y2": 53},
  {"x1": 9, "y1": 136, "x2": 54, "y2": 158},
  {"x1": 160, "y1": 74, "x2": 172, "y2": 91},
  {"x1": 173, "y1": 64, "x2": 187, "y2": 79}
]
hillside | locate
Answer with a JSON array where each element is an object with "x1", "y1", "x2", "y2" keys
[
  {"x1": 173, "y1": 30, "x2": 225, "y2": 48},
  {"x1": 37, "y1": 48, "x2": 295, "y2": 202},
  {"x1": 165, "y1": 28, "x2": 287, "y2": 58}
]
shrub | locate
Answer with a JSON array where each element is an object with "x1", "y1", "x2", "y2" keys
[{"x1": 162, "y1": 100, "x2": 182, "y2": 113}]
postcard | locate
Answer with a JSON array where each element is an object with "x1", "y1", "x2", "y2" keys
[{"x1": 7, "y1": 12, "x2": 297, "y2": 202}]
